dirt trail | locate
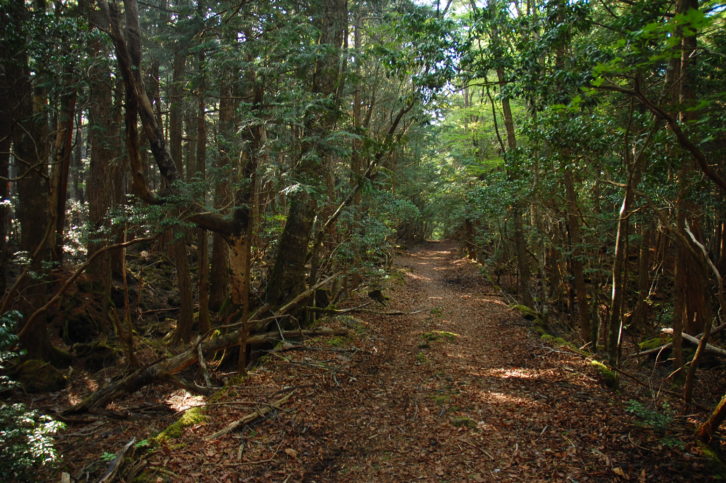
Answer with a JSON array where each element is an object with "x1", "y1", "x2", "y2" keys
[
  {"x1": 285, "y1": 241, "x2": 634, "y2": 482},
  {"x1": 144, "y1": 241, "x2": 705, "y2": 481}
]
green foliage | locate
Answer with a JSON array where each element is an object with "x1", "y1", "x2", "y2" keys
[
  {"x1": 100, "y1": 451, "x2": 116, "y2": 462},
  {"x1": 0, "y1": 312, "x2": 64, "y2": 479},
  {"x1": 626, "y1": 400, "x2": 674, "y2": 433},
  {"x1": 626, "y1": 399, "x2": 684, "y2": 450}
]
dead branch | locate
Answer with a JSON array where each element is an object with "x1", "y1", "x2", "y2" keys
[
  {"x1": 252, "y1": 271, "x2": 344, "y2": 331},
  {"x1": 557, "y1": 345, "x2": 709, "y2": 411},
  {"x1": 696, "y1": 393, "x2": 726, "y2": 443},
  {"x1": 206, "y1": 391, "x2": 295, "y2": 440},
  {"x1": 661, "y1": 328, "x2": 726, "y2": 357},
  {"x1": 99, "y1": 437, "x2": 136, "y2": 483},
  {"x1": 17, "y1": 236, "x2": 157, "y2": 339},
  {"x1": 628, "y1": 323, "x2": 726, "y2": 358},
  {"x1": 63, "y1": 326, "x2": 346, "y2": 415}
]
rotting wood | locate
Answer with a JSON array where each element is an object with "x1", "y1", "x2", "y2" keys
[{"x1": 206, "y1": 391, "x2": 295, "y2": 440}]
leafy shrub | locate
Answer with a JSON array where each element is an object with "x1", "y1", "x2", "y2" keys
[
  {"x1": 626, "y1": 399, "x2": 673, "y2": 432},
  {"x1": 0, "y1": 311, "x2": 65, "y2": 479}
]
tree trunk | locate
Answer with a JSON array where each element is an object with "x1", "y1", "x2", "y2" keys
[
  {"x1": 209, "y1": 68, "x2": 235, "y2": 311},
  {"x1": 696, "y1": 394, "x2": 726, "y2": 444},
  {"x1": 48, "y1": 73, "x2": 76, "y2": 264},
  {"x1": 266, "y1": 191, "x2": 317, "y2": 308},
  {"x1": 563, "y1": 166, "x2": 591, "y2": 345},
  {"x1": 10, "y1": 0, "x2": 57, "y2": 362},
  {"x1": 266, "y1": 0, "x2": 347, "y2": 308},
  {"x1": 496, "y1": 66, "x2": 532, "y2": 308},
  {"x1": 195, "y1": 41, "x2": 210, "y2": 333},
  {"x1": 168, "y1": 48, "x2": 194, "y2": 344},
  {"x1": 87, "y1": 37, "x2": 118, "y2": 298}
]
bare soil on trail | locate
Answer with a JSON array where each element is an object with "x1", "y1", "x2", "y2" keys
[{"x1": 53, "y1": 241, "x2": 718, "y2": 482}]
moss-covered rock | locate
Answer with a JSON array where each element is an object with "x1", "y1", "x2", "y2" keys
[
  {"x1": 14, "y1": 359, "x2": 66, "y2": 393},
  {"x1": 154, "y1": 407, "x2": 207, "y2": 442}
]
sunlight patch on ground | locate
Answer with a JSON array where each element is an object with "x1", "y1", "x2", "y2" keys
[
  {"x1": 486, "y1": 368, "x2": 539, "y2": 379},
  {"x1": 66, "y1": 377, "x2": 100, "y2": 406},
  {"x1": 166, "y1": 389, "x2": 206, "y2": 412},
  {"x1": 405, "y1": 272, "x2": 432, "y2": 282},
  {"x1": 477, "y1": 390, "x2": 537, "y2": 407},
  {"x1": 463, "y1": 296, "x2": 508, "y2": 306}
]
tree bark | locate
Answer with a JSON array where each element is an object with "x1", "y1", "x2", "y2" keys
[
  {"x1": 48, "y1": 70, "x2": 76, "y2": 264},
  {"x1": 266, "y1": 0, "x2": 348, "y2": 307},
  {"x1": 195, "y1": 38, "x2": 210, "y2": 333},
  {"x1": 86, "y1": 32, "x2": 119, "y2": 298},
  {"x1": 696, "y1": 394, "x2": 726, "y2": 444}
]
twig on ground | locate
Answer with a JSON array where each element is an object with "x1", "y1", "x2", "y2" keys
[
  {"x1": 307, "y1": 305, "x2": 426, "y2": 316},
  {"x1": 98, "y1": 437, "x2": 136, "y2": 483},
  {"x1": 206, "y1": 391, "x2": 296, "y2": 440}
]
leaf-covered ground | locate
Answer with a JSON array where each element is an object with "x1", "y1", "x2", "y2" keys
[{"x1": 52, "y1": 241, "x2": 721, "y2": 481}]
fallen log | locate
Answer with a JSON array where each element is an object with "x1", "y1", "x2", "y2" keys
[
  {"x1": 63, "y1": 274, "x2": 344, "y2": 414},
  {"x1": 628, "y1": 323, "x2": 726, "y2": 359},
  {"x1": 661, "y1": 328, "x2": 726, "y2": 357},
  {"x1": 63, "y1": 327, "x2": 347, "y2": 415}
]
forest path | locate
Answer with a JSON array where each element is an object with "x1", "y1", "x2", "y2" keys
[
  {"x1": 283, "y1": 240, "x2": 634, "y2": 482},
  {"x1": 150, "y1": 241, "x2": 698, "y2": 481}
]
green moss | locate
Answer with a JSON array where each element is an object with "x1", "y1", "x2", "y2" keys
[
  {"x1": 511, "y1": 304, "x2": 541, "y2": 321},
  {"x1": 540, "y1": 334, "x2": 571, "y2": 348},
  {"x1": 333, "y1": 315, "x2": 367, "y2": 335},
  {"x1": 638, "y1": 336, "x2": 670, "y2": 351},
  {"x1": 431, "y1": 394, "x2": 451, "y2": 405},
  {"x1": 590, "y1": 360, "x2": 620, "y2": 389},
  {"x1": 450, "y1": 416, "x2": 476, "y2": 428},
  {"x1": 326, "y1": 336, "x2": 350, "y2": 347},
  {"x1": 415, "y1": 351, "x2": 428, "y2": 364},
  {"x1": 154, "y1": 407, "x2": 207, "y2": 442},
  {"x1": 208, "y1": 373, "x2": 249, "y2": 403},
  {"x1": 429, "y1": 307, "x2": 444, "y2": 316},
  {"x1": 699, "y1": 442, "x2": 726, "y2": 478},
  {"x1": 421, "y1": 330, "x2": 459, "y2": 343}
]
